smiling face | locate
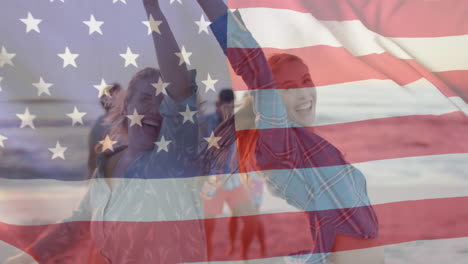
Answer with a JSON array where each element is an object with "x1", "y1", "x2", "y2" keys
[
  {"x1": 125, "y1": 70, "x2": 164, "y2": 151},
  {"x1": 273, "y1": 59, "x2": 317, "y2": 127}
]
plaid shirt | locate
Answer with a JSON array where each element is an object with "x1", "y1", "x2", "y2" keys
[{"x1": 212, "y1": 11, "x2": 378, "y2": 263}]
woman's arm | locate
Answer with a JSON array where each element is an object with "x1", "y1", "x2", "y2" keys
[
  {"x1": 196, "y1": 0, "x2": 227, "y2": 23},
  {"x1": 201, "y1": 6, "x2": 295, "y2": 174},
  {"x1": 197, "y1": 4, "x2": 382, "y2": 263},
  {"x1": 3, "y1": 190, "x2": 94, "y2": 263},
  {"x1": 198, "y1": 3, "x2": 288, "y2": 127},
  {"x1": 142, "y1": 0, "x2": 192, "y2": 102}
]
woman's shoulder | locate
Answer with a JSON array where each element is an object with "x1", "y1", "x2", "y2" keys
[{"x1": 292, "y1": 127, "x2": 348, "y2": 165}]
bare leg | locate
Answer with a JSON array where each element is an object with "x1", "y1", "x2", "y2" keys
[
  {"x1": 204, "y1": 217, "x2": 216, "y2": 261},
  {"x1": 232, "y1": 201, "x2": 257, "y2": 259},
  {"x1": 257, "y1": 219, "x2": 266, "y2": 257},
  {"x1": 227, "y1": 216, "x2": 238, "y2": 256}
]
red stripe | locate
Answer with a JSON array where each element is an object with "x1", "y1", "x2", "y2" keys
[
  {"x1": 236, "y1": 111, "x2": 468, "y2": 171},
  {"x1": 315, "y1": 111, "x2": 468, "y2": 164},
  {"x1": 434, "y1": 70, "x2": 468, "y2": 100},
  {"x1": 228, "y1": 0, "x2": 468, "y2": 37},
  {"x1": 1, "y1": 197, "x2": 468, "y2": 262},
  {"x1": 228, "y1": 47, "x2": 458, "y2": 99},
  {"x1": 333, "y1": 196, "x2": 468, "y2": 251}
]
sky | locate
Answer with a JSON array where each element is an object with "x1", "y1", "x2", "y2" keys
[{"x1": 0, "y1": 0, "x2": 230, "y2": 121}]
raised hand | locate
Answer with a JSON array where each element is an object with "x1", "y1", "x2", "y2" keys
[
  {"x1": 142, "y1": 0, "x2": 192, "y2": 102},
  {"x1": 142, "y1": 0, "x2": 159, "y2": 9},
  {"x1": 196, "y1": 0, "x2": 227, "y2": 22}
]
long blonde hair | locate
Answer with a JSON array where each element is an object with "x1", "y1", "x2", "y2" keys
[{"x1": 105, "y1": 67, "x2": 160, "y2": 145}]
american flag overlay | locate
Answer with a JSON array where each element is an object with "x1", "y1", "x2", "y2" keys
[{"x1": 1, "y1": 0, "x2": 468, "y2": 263}]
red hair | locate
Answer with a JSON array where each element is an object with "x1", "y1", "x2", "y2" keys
[
  {"x1": 238, "y1": 54, "x2": 307, "y2": 173},
  {"x1": 268, "y1": 53, "x2": 306, "y2": 74},
  {"x1": 198, "y1": 54, "x2": 308, "y2": 175}
]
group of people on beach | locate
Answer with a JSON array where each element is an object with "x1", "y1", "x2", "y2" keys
[{"x1": 4, "y1": 0, "x2": 381, "y2": 263}]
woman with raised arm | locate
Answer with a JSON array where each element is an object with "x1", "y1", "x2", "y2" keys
[
  {"x1": 196, "y1": 0, "x2": 382, "y2": 263},
  {"x1": 3, "y1": 0, "x2": 204, "y2": 263}
]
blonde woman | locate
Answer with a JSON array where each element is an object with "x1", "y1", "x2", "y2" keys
[{"x1": 4, "y1": 0, "x2": 205, "y2": 263}]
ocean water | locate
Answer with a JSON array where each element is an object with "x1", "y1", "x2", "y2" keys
[{"x1": 0, "y1": 126, "x2": 91, "y2": 181}]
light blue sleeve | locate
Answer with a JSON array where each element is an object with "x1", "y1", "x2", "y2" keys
[{"x1": 210, "y1": 10, "x2": 289, "y2": 130}]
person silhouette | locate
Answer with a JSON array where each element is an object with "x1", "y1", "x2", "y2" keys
[
  {"x1": 3, "y1": 0, "x2": 205, "y2": 263},
  {"x1": 196, "y1": 1, "x2": 382, "y2": 263},
  {"x1": 88, "y1": 84, "x2": 122, "y2": 176},
  {"x1": 198, "y1": 92, "x2": 267, "y2": 260}
]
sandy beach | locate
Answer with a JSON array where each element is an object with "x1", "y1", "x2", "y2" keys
[
  {"x1": 1, "y1": 182, "x2": 468, "y2": 263},
  {"x1": 1, "y1": 125, "x2": 467, "y2": 263}
]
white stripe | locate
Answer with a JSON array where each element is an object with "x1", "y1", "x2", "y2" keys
[
  {"x1": 449, "y1": 96, "x2": 468, "y2": 116},
  {"x1": 233, "y1": 8, "x2": 468, "y2": 72},
  {"x1": 316, "y1": 78, "x2": 459, "y2": 126},
  {"x1": 1, "y1": 153, "x2": 467, "y2": 225},
  {"x1": 383, "y1": 237, "x2": 468, "y2": 264},
  {"x1": 235, "y1": 78, "x2": 460, "y2": 129},
  {"x1": 187, "y1": 237, "x2": 468, "y2": 263},
  {"x1": 0, "y1": 241, "x2": 38, "y2": 264},
  {"x1": 260, "y1": 153, "x2": 468, "y2": 214},
  {"x1": 391, "y1": 36, "x2": 468, "y2": 72}
]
